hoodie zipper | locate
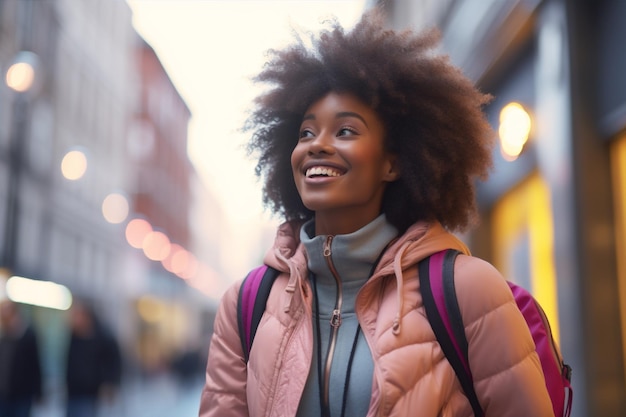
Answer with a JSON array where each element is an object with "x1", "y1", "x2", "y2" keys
[{"x1": 321, "y1": 235, "x2": 343, "y2": 413}]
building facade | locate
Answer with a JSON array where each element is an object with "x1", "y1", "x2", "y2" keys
[
  {"x1": 0, "y1": 0, "x2": 224, "y2": 387},
  {"x1": 374, "y1": 0, "x2": 626, "y2": 415}
]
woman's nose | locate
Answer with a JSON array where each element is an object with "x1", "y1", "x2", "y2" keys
[{"x1": 307, "y1": 132, "x2": 334, "y2": 155}]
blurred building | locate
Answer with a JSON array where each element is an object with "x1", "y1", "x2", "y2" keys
[
  {"x1": 371, "y1": 0, "x2": 625, "y2": 415},
  {"x1": 126, "y1": 38, "x2": 227, "y2": 373},
  {"x1": 0, "y1": 0, "x2": 224, "y2": 391}
]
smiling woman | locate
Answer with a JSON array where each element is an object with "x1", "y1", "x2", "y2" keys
[{"x1": 199, "y1": 8, "x2": 555, "y2": 417}]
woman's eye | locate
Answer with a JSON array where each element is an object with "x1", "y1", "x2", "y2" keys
[
  {"x1": 299, "y1": 129, "x2": 314, "y2": 139},
  {"x1": 338, "y1": 127, "x2": 357, "y2": 136}
]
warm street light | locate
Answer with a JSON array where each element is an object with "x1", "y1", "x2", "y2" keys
[
  {"x1": 5, "y1": 275, "x2": 72, "y2": 310},
  {"x1": 61, "y1": 149, "x2": 88, "y2": 180},
  {"x1": 6, "y1": 62, "x2": 35, "y2": 92},
  {"x1": 5, "y1": 51, "x2": 39, "y2": 93},
  {"x1": 499, "y1": 102, "x2": 532, "y2": 161}
]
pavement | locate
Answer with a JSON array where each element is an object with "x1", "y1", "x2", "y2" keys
[{"x1": 32, "y1": 372, "x2": 204, "y2": 417}]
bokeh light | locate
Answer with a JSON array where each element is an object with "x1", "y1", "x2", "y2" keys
[
  {"x1": 178, "y1": 252, "x2": 199, "y2": 280},
  {"x1": 5, "y1": 61, "x2": 35, "y2": 92},
  {"x1": 142, "y1": 230, "x2": 171, "y2": 261},
  {"x1": 161, "y1": 243, "x2": 184, "y2": 273},
  {"x1": 136, "y1": 295, "x2": 165, "y2": 323},
  {"x1": 171, "y1": 248, "x2": 192, "y2": 276},
  {"x1": 102, "y1": 193, "x2": 130, "y2": 224},
  {"x1": 499, "y1": 102, "x2": 532, "y2": 161},
  {"x1": 125, "y1": 218, "x2": 152, "y2": 249},
  {"x1": 5, "y1": 276, "x2": 72, "y2": 310},
  {"x1": 61, "y1": 150, "x2": 88, "y2": 180}
]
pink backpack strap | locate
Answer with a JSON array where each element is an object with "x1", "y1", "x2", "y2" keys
[{"x1": 237, "y1": 265, "x2": 280, "y2": 362}]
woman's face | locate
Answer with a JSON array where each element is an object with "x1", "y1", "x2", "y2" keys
[{"x1": 291, "y1": 92, "x2": 398, "y2": 235}]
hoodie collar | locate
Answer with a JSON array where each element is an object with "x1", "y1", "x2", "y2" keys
[
  {"x1": 299, "y1": 214, "x2": 398, "y2": 284},
  {"x1": 262, "y1": 218, "x2": 470, "y2": 327}
]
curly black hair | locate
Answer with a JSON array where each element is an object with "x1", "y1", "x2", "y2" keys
[{"x1": 245, "y1": 10, "x2": 494, "y2": 233}]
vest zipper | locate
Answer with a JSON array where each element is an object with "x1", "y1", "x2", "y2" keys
[{"x1": 321, "y1": 235, "x2": 343, "y2": 414}]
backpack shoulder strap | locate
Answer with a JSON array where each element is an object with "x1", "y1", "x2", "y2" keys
[
  {"x1": 418, "y1": 249, "x2": 484, "y2": 417},
  {"x1": 237, "y1": 265, "x2": 281, "y2": 362}
]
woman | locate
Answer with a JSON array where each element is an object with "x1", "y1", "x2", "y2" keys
[{"x1": 199, "y1": 10, "x2": 553, "y2": 417}]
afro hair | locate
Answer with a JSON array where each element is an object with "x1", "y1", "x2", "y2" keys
[{"x1": 245, "y1": 9, "x2": 495, "y2": 233}]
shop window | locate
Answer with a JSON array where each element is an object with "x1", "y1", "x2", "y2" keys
[
  {"x1": 610, "y1": 133, "x2": 626, "y2": 378},
  {"x1": 492, "y1": 172, "x2": 561, "y2": 343}
]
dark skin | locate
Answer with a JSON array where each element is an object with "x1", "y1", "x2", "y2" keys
[{"x1": 291, "y1": 92, "x2": 399, "y2": 236}]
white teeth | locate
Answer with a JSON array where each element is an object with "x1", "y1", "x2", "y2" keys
[{"x1": 306, "y1": 166, "x2": 342, "y2": 178}]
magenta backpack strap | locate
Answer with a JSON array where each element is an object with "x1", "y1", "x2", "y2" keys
[
  {"x1": 236, "y1": 265, "x2": 280, "y2": 362},
  {"x1": 418, "y1": 249, "x2": 484, "y2": 417}
]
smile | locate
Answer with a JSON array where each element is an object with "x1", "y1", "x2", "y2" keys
[{"x1": 305, "y1": 166, "x2": 344, "y2": 178}]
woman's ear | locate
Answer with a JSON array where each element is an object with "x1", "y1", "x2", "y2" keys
[{"x1": 383, "y1": 155, "x2": 400, "y2": 182}]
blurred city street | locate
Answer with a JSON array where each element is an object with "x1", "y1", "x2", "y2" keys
[
  {"x1": 1, "y1": 0, "x2": 626, "y2": 416},
  {"x1": 32, "y1": 372, "x2": 204, "y2": 417}
]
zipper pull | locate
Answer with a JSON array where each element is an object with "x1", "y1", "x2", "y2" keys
[
  {"x1": 330, "y1": 309, "x2": 342, "y2": 327},
  {"x1": 323, "y1": 236, "x2": 333, "y2": 257}
]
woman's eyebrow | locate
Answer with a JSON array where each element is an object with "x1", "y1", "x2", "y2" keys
[
  {"x1": 337, "y1": 111, "x2": 368, "y2": 126},
  {"x1": 301, "y1": 111, "x2": 368, "y2": 126}
]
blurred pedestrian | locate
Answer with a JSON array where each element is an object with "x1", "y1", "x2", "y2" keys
[
  {"x1": 0, "y1": 299, "x2": 42, "y2": 417},
  {"x1": 171, "y1": 345, "x2": 204, "y2": 387},
  {"x1": 64, "y1": 299, "x2": 122, "y2": 417}
]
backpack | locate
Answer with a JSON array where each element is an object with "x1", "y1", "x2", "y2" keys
[
  {"x1": 418, "y1": 249, "x2": 573, "y2": 417},
  {"x1": 236, "y1": 264, "x2": 280, "y2": 363},
  {"x1": 237, "y1": 250, "x2": 573, "y2": 416}
]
